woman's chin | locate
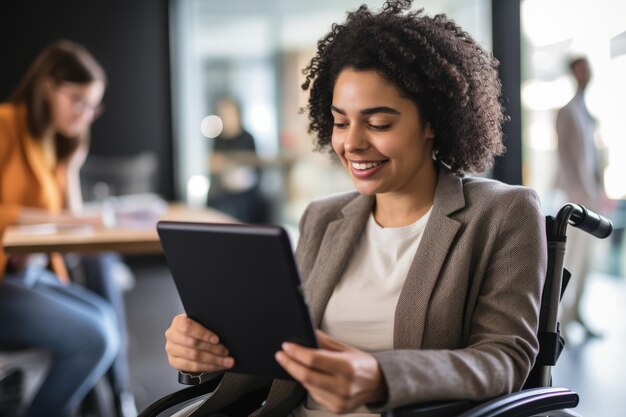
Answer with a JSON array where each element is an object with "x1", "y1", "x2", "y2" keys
[
  {"x1": 352, "y1": 183, "x2": 381, "y2": 196},
  {"x1": 58, "y1": 125, "x2": 82, "y2": 138}
]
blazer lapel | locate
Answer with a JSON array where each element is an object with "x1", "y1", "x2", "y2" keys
[
  {"x1": 304, "y1": 194, "x2": 374, "y2": 327},
  {"x1": 394, "y1": 169, "x2": 465, "y2": 349}
]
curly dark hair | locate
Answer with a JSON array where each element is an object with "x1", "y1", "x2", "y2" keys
[{"x1": 302, "y1": 0, "x2": 506, "y2": 174}]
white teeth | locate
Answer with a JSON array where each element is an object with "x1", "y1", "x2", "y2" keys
[{"x1": 351, "y1": 161, "x2": 382, "y2": 170}]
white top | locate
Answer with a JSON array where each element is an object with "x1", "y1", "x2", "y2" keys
[{"x1": 291, "y1": 208, "x2": 431, "y2": 417}]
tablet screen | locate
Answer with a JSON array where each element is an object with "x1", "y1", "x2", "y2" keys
[{"x1": 157, "y1": 221, "x2": 318, "y2": 380}]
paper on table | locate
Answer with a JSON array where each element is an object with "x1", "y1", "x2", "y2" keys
[
  {"x1": 11, "y1": 223, "x2": 95, "y2": 235},
  {"x1": 83, "y1": 193, "x2": 168, "y2": 229}
]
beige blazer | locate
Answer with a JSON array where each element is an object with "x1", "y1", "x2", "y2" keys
[{"x1": 191, "y1": 168, "x2": 547, "y2": 416}]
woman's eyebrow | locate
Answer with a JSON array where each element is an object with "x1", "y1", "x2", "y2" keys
[
  {"x1": 361, "y1": 106, "x2": 401, "y2": 116},
  {"x1": 331, "y1": 105, "x2": 401, "y2": 116},
  {"x1": 331, "y1": 105, "x2": 346, "y2": 115}
]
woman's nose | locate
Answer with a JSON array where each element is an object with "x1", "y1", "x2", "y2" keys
[{"x1": 343, "y1": 125, "x2": 369, "y2": 153}]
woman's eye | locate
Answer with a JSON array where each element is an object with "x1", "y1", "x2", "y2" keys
[
  {"x1": 369, "y1": 124, "x2": 391, "y2": 131},
  {"x1": 333, "y1": 123, "x2": 348, "y2": 129}
]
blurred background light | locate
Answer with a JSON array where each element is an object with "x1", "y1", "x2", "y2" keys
[{"x1": 200, "y1": 115, "x2": 224, "y2": 139}]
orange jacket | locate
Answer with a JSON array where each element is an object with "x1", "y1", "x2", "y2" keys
[{"x1": 0, "y1": 103, "x2": 69, "y2": 280}]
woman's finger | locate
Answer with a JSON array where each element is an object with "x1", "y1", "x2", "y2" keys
[
  {"x1": 275, "y1": 350, "x2": 341, "y2": 393},
  {"x1": 315, "y1": 330, "x2": 352, "y2": 352},
  {"x1": 166, "y1": 342, "x2": 233, "y2": 366},
  {"x1": 281, "y1": 342, "x2": 351, "y2": 376},
  {"x1": 167, "y1": 354, "x2": 232, "y2": 374},
  {"x1": 165, "y1": 329, "x2": 229, "y2": 356},
  {"x1": 166, "y1": 342, "x2": 234, "y2": 371},
  {"x1": 172, "y1": 314, "x2": 221, "y2": 343}
]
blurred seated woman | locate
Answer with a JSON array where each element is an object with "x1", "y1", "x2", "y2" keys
[
  {"x1": 0, "y1": 40, "x2": 132, "y2": 417},
  {"x1": 207, "y1": 96, "x2": 270, "y2": 224},
  {"x1": 163, "y1": 1, "x2": 547, "y2": 416}
]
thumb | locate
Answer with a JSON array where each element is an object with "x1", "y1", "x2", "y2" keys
[{"x1": 316, "y1": 330, "x2": 353, "y2": 352}]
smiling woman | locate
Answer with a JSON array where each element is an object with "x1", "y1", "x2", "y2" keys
[{"x1": 162, "y1": 1, "x2": 547, "y2": 416}]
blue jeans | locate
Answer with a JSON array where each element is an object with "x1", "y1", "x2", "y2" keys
[
  {"x1": 0, "y1": 267, "x2": 120, "y2": 417},
  {"x1": 80, "y1": 253, "x2": 131, "y2": 396}
]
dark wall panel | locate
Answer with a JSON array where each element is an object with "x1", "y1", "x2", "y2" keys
[
  {"x1": 0, "y1": 0, "x2": 174, "y2": 199},
  {"x1": 492, "y1": 0, "x2": 522, "y2": 186}
]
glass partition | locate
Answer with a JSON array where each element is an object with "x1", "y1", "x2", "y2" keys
[
  {"x1": 521, "y1": 0, "x2": 626, "y2": 277},
  {"x1": 521, "y1": 0, "x2": 626, "y2": 204},
  {"x1": 170, "y1": 0, "x2": 491, "y2": 226}
]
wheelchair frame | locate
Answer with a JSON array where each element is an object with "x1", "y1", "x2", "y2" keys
[{"x1": 138, "y1": 203, "x2": 613, "y2": 417}]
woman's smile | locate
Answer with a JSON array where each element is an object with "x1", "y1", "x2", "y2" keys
[{"x1": 349, "y1": 159, "x2": 388, "y2": 178}]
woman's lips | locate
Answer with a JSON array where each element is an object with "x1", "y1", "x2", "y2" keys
[{"x1": 349, "y1": 160, "x2": 387, "y2": 178}]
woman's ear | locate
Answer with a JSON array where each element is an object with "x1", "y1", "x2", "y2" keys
[{"x1": 425, "y1": 122, "x2": 435, "y2": 140}]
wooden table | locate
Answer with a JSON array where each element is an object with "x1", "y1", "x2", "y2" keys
[{"x1": 2, "y1": 204, "x2": 236, "y2": 255}]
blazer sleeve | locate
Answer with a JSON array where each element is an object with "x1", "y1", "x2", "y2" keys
[{"x1": 370, "y1": 189, "x2": 546, "y2": 410}]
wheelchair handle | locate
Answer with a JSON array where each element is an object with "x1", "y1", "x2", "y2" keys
[{"x1": 555, "y1": 203, "x2": 613, "y2": 239}]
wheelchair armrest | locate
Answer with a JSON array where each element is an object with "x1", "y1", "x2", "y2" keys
[
  {"x1": 178, "y1": 370, "x2": 224, "y2": 385},
  {"x1": 382, "y1": 387, "x2": 578, "y2": 417},
  {"x1": 138, "y1": 377, "x2": 221, "y2": 417},
  {"x1": 383, "y1": 399, "x2": 479, "y2": 417},
  {"x1": 457, "y1": 387, "x2": 579, "y2": 417}
]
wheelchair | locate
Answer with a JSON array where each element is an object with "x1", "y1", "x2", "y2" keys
[{"x1": 138, "y1": 203, "x2": 614, "y2": 417}]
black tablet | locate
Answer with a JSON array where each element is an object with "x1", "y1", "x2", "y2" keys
[{"x1": 157, "y1": 221, "x2": 318, "y2": 380}]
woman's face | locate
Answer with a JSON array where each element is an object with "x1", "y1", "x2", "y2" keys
[
  {"x1": 46, "y1": 79, "x2": 105, "y2": 137},
  {"x1": 331, "y1": 69, "x2": 435, "y2": 197}
]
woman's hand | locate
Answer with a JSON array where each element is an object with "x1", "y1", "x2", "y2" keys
[
  {"x1": 164, "y1": 314, "x2": 234, "y2": 373},
  {"x1": 67, "y1": 140, "x2": 89, "y2": 172},
  {"x1": 275, "y1": 330, "x2": 388, "y2": 414}
]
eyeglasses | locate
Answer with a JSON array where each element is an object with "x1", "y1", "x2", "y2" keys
[{"x1": 56, "y1": 84, "x2": 104, "y2": 119}]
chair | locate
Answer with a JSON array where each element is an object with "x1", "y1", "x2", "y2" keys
[
  {"x1": 138, "y1": 203, "x2": 614, "y2": 417},
  {"x1": 0, "y1": 349, "x2": 49, "y2": 417},
  {"x1": 80, "y1": 151, "x2": 159, "y2": 200}
]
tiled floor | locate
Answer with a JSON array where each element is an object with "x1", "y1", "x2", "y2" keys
[
  {"x1": 126, "y1": 261, "x2": 626, "y2": 415},
  {"x1": 552, "y1": 272, "x2": 626, "y2": 417},
  {"x1": 124, "y1": 258, "x2": 185, "y2": 410}
]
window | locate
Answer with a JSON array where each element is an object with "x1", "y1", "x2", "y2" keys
[{"x1": 170, "y1": 0, "x2": 492, "y2": 225}]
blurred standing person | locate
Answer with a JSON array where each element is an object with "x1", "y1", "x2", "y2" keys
[
  {"x1": 0, "y1": 40, "x2": 134, "y2": 416},
  {"x1": 207, "y1": 97, "x2": 269, "y2": 223},
  {"x1": 555, "y1": 57, "x2": 603, "y2": 337}
]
